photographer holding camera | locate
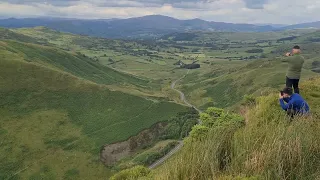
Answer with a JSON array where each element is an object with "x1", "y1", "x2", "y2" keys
[
  {"x1": 283, "y1": 45, "x2": 305, "y2": 94},
  {"x1": 279, "y1": 87, "x2": 309, "y2": 118}
]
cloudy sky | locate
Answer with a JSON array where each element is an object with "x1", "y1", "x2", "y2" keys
[{"x1": 0, "y1": 0, "x2": 319, "y2": 24}]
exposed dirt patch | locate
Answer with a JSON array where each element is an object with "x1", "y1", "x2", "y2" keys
[{"x1": 100, "y1": 122, "x2": 167, "y2": 166}]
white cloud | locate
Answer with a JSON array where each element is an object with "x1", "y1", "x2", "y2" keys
[{"x1": 0, "y1": 0, "x2": 320, "y2": 24}]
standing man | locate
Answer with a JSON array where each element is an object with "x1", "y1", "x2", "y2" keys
[{"x1": 283, "y1": 45, "x2": 305, "y2": 94}]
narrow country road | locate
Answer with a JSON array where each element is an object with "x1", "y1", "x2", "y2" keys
[
  {"x1": 148, "y1": 141, "x2": 184, "y2": 169},
  {"x1": 170, "y1": 70, "x2": 202, "y2": 114},
  {"x1": 149, "y1": 70, "x2": 202, "y2": 169}
]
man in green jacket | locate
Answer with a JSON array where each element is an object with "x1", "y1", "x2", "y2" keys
[{"x1": 283, "y1": 45, "x2": 305, "y2": 94}]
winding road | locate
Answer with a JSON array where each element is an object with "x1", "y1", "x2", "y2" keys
[
  {"x1": 170, "y1": 70, "x2": 202, "y2": 114},
  {"x1": 149, "y1": 70, "x2": 202, "y2": 169}
]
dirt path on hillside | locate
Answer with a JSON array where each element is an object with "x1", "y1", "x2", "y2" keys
[{"x1": 149, "y1": 70, "x2": 202, "y2": 169}]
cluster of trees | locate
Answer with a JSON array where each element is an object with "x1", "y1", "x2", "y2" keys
[
  {"x1": 276, "y1": 36, "x2": 297, "y2": 42},
  {"x1": 161, "y1": 32, "x2": 199, "y2": 41},
  {"x1": 189, "y1": 107, "x2": 244, "y2": 140},
  {"x1": 132, "y1": 141, "x2": 179, "y2": 166},
  {"x1": 160, "y1": 108, "x2": 199, "y2": 140},
  {"x1": 246, "y1": 48, "x2": 264, "y2": 53},
  {"x1": 172, "y1": 33, "x2": 199, "y2": 41}
]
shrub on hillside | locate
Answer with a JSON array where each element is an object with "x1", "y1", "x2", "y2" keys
[
  {"x1": 200, "y1": 108, "x2": 244, "y2": 128},
  {"x1": 133, "y1": 141, "x2": 178, "y2": 166},
  {"x1": 242, "y1": 94, "x2": 256, "y2": 106},
  {"x1": 206, "y1": 107, "x2": 224, "y2": 117},
  {"x1": 110, "y1": 166, "x2": 150, "y2": 180},
  {"x1": 189, "y1": 125, "x2": 209, "y2": 140},
  {"x1": 133, "y1": 152, "x2": 162, "y2": 166}
]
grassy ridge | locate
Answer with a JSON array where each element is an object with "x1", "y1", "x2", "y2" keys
[
  {"x1": 1, "y1": 40, "x2": 153, "y2": 88},
  {"x1": 0, "y1": 27, "x2": 45, "y2": 44},
  {"x1": 152, "y1": 77, "x2": 320, "y2": 180},
  {"x1": 0, "y1": 43, "x2": 185, "y2": 179}
]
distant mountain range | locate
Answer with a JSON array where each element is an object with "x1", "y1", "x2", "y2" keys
[
  {"x1": 0, "y1": 15, "x2": 319, "y2": 39},
  {"x1": 280, "y1": 21, "x2": 320, "y2": 30}
]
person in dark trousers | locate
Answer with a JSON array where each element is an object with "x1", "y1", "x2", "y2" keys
[
  {"x1": 283, "y1": 45, "x2": 305, "y2": 94},
  {"x1": 279, "y1": 87, "x2": 310, "y2": 118}
]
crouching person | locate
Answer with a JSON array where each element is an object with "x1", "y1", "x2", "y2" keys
[{"x1": 279, "y1": 87, "x2": 310, "y2": 118}]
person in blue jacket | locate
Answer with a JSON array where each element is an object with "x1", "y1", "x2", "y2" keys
[{"x1": 279, "y1": 87, "x2": 310, "y2": 118}]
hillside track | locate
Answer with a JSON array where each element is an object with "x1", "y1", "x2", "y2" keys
[{"x1": 149, "y1": 70, "x2": 202, "y2": 169}]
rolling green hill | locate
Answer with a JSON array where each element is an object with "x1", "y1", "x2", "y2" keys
[
  {"x1": 0, "y1": 39, "x2": 185, "y2": 179},
  {"x1": 3, "y1": 27, "x2": 170, "y2": 98}
]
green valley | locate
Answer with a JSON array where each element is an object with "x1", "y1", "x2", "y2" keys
[
  {"x1": 0, "y1": 33, "x2": 186, "y2": 179},
  {"x1": 1, "y1": 26, "x2": 320, "y2": 180}
]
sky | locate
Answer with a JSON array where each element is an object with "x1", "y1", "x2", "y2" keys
[{"x1": 0, "y1": 0, "x2": 320, "y2": 24}]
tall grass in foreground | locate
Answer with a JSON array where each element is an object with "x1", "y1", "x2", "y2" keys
[{"x1": 153, "y1": 78, "x2": 320, "y2": 180}]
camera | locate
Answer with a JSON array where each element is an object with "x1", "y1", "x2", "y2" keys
[{"x1": 280, "y1": 91, "x2": 284, "y2": 96}]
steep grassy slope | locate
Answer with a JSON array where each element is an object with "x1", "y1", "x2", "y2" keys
[
  {"x1": 0, "y1": 42, "x2": 185, "y2": 179},
  {"x1": 1, "y1": 40, "x2": 153, "y2": 88},
  {"x1": 112, "y1": 77, "x2": 320, "y2": 180}
]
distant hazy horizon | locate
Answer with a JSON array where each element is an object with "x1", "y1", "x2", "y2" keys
[
  {"x1": 0, "y1": 0, "x2": 320, "y2": 25},
  {"x1": 1, "y1": 14, "x2": 316, "y2": 26}
]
